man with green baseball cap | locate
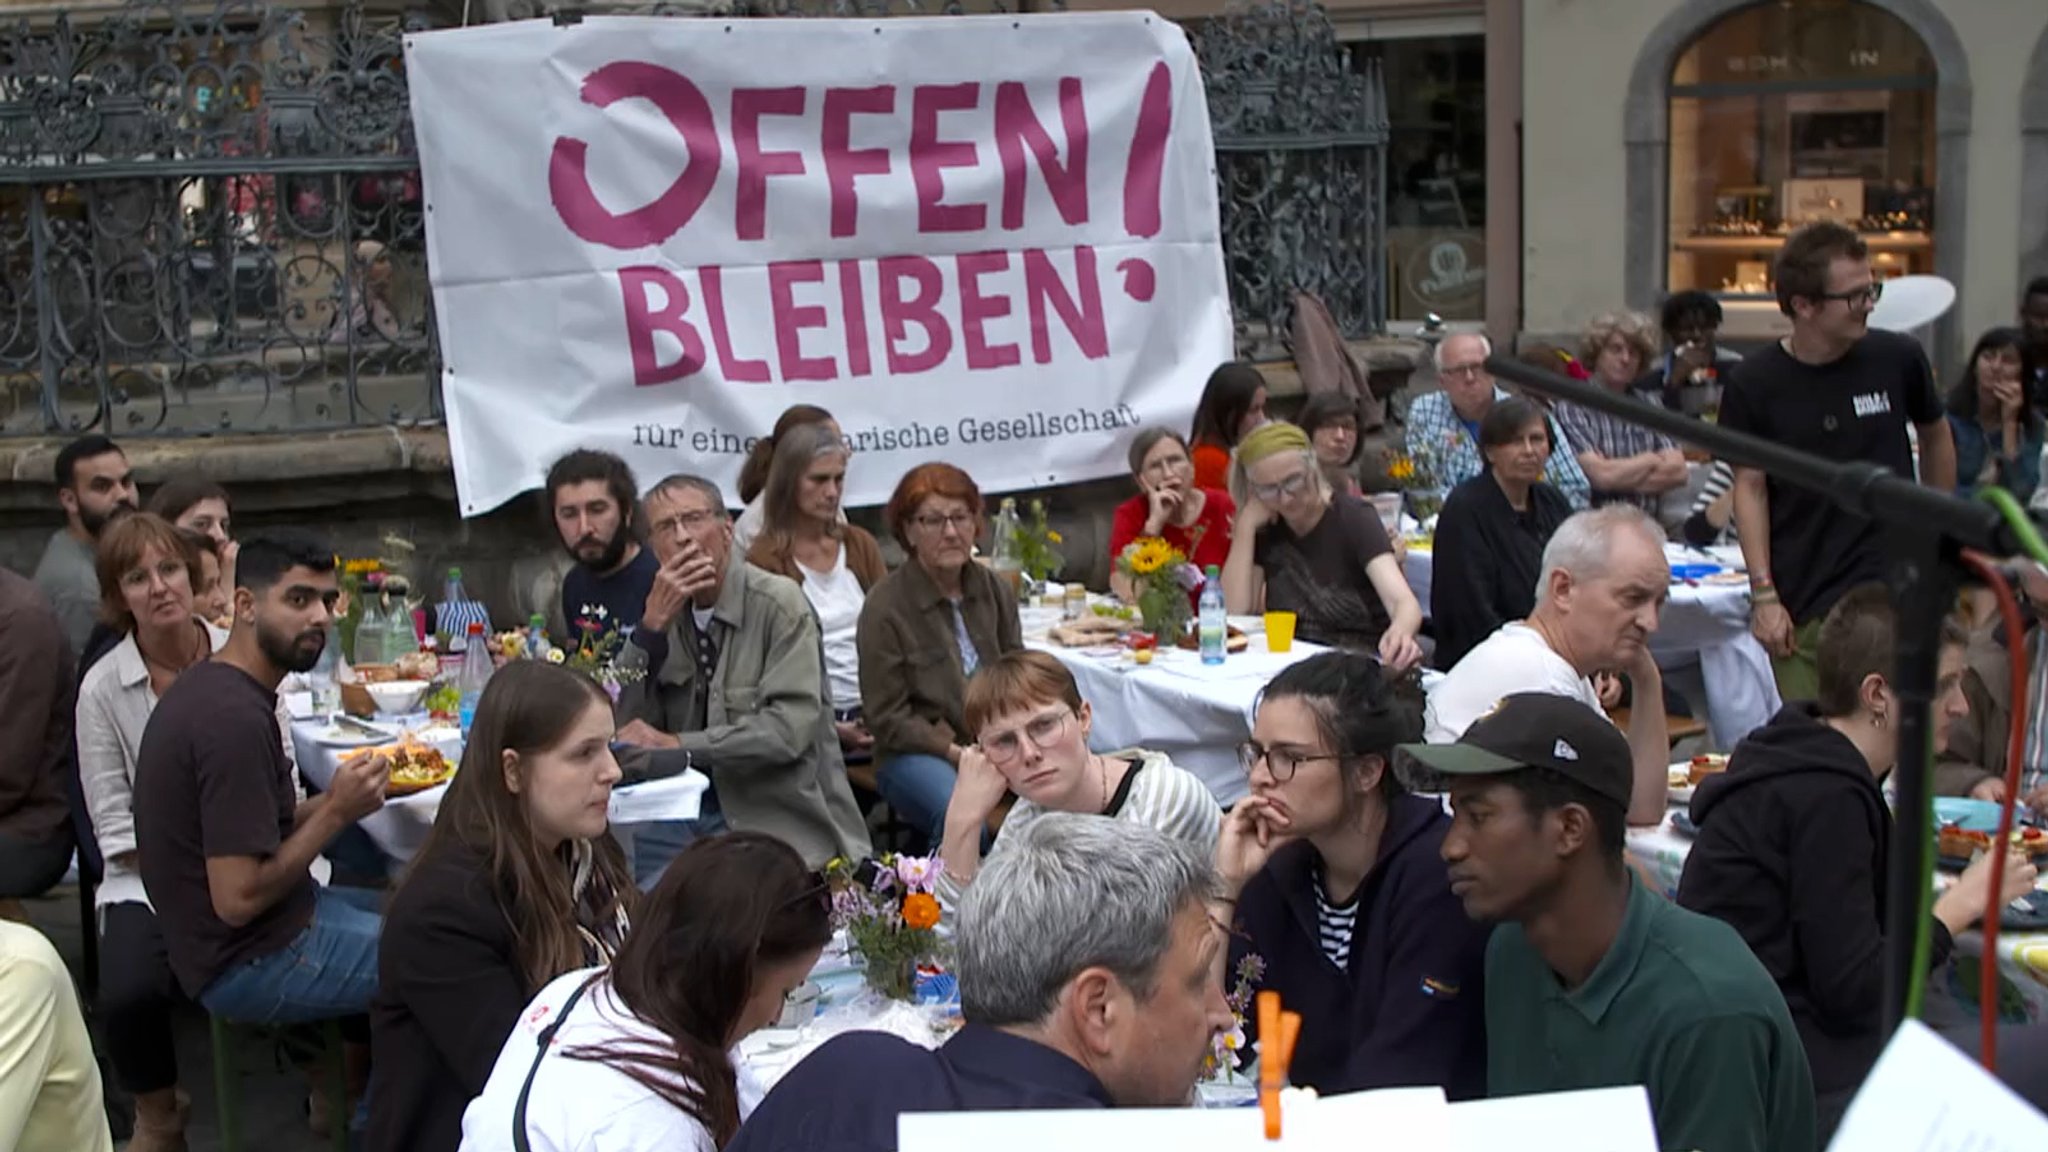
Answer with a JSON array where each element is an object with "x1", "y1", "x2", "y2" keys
[{"x1": 1402, "y1": 693, "x2": 1813, "y2": 1152}]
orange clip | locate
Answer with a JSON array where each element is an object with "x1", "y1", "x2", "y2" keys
[{"x1": 1256, "y1": 991, "x2": 1301, "y2": 1141}]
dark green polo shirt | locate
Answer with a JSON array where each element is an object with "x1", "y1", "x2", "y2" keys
[{"x1": 1485, "y1": 876, "x2": 1815, "y2": 1152}]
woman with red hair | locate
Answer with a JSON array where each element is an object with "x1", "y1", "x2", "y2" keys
[{"x1": 854, "y1": 463, "x2": 1022, "y2": 851}]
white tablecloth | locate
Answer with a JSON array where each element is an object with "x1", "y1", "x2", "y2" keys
[
  {"x1": 290, "y1": 716, "x2": 709, "y2": 862},
  {"x1": 1404, "y1": 542, "x2": 1780, "y2": 749},
  {"x1": 1023, "y1": 610, "x2": 1325, "y2": 805}
]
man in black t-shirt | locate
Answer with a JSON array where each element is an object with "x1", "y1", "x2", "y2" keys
[
  {"x1": 1718, "y1": 222, "x2": 1955, "y2": 700},
  {"x1": 135, "y1": 530, "x2": 387, "y2": 1028},
  {"x1": 546, "y1": 449, "x2": 663, "y2": 665}
]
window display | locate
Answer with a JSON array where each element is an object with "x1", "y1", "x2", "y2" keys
[{"x1": 1666, "y1": 0, "x2": 1935, "y2": 300}]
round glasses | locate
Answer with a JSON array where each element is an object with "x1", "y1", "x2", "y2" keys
[
  {"x1": 1236, "y1": 739, "x2": 1341, "y2": 782},
  {"x1": 982, "y1": 708, "x2": 1073, "y2": 763}
]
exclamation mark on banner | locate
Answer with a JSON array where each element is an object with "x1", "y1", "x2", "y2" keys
[{"x1": 1116, "y1": 60, "x2": 1172, "y2": 303}]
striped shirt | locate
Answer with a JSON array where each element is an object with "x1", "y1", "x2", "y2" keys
[
  {"x1": 934, "y1": 749, "x2": 1222, "y2": 910},
  {"x1": 1554, "y1": 390, "x2": 1683, "y2": 514},
  {"x1": 2020, "y1": 630, "x2": 2048, "y2": 799},
  {"x1": 1312, "y1": 870, "x2": 1358, "y2": 970}
]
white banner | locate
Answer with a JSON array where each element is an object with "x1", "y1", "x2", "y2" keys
[{"x1": 405, "y1": 13, "x2": 1232, "y2": 516}]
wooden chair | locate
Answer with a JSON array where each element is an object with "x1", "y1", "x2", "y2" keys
[{"x1": 1608, "y1": 707, "x2": 1709, "y2": 748}]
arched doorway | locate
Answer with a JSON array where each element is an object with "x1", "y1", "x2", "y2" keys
[
  {"x1": 2021, "y1": 28, "x2": 2048, "y2": 286},
  {"x1": 1623, "y1": 0, "x2": 1970, "y2": 357}
]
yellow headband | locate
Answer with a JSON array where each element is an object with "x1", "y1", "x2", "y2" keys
[{"x1": 1234, "y1": 421, "x2": 1312, "y2": 469}]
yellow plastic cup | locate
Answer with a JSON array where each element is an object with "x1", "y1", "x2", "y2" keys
[{"x1": 1264, "y1": 611, "x2": 1297, "y2": 653}]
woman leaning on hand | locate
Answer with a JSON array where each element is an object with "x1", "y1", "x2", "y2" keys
[
  {"x1": 1107, "y1": 427, "x2": 1235, "y2": 603},
  {"x1": 1221, "y1": 422, "x2": 1424, "y2": 673},
  {"x1": 370, "y1": 662, "x2": 637, "y2": 1152},
  {"x1": 934, "y1": 651, "x2": 1220, "y2": 909},
  {"x1": 855, "y1": 463, "x2": 1023, "y2": 853},
  {"x1": 1216, "y1": 652, "x2": 1487, "y2": 1097}
]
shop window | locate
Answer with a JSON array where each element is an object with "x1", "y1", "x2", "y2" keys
[
  {"x1": 1667, "y1": 0, "x2": 1935, "y2": 300},
  {"x1": 1349, "y1": 34, "x2": 1487, "y2": 321}
]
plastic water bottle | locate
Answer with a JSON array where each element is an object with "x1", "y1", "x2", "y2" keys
[
  {"x1": 457, "y1": 621, "x2": 494, "y2": 736},
  {"x1": 1198, "y1": 564, "x2": 1227, "y2": 665},
  {"x1": 524, "y1": 614, "x2": 550, "y2": 661},
  {"x1": 443, "y1": 568, "x2": 470, "y2": 651},
  {"x1": 309, "y1": 627, "x2": 342, "y2": 716}
]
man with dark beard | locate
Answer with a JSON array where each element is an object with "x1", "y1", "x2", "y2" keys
[
  {"x1": 135, "y1": 530, "x2": 388, "y2": 1043},
  {"x1": 34, "y1": 435, "x2": 138, "y2": 655},
  {"x1": 547, "y1": 449, "x2": 660, "y2": 662}
]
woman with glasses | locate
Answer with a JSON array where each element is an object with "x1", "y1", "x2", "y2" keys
[
  {"x1": 1214, "y1": 652, "x2": 1487, "y2": 1097},
  {"x1": 370, "y1": 662, "x2": 637, "y2": 1152},
  {"x1": 933, "y1": 651, "x2": 1219, "y2": 908},
  {"x1": 1221, "y1": 423, "x2": 1424, "y2": 671},
  {"x1": 459, "y1": 832, "x2": 829, "y2": 1152},
  {"x1": 1296, "y1": 393, "x2": 1366, "y2": 500},
  {"x1": 1189, "y1": 361, "x2": 1269, "y2": 491},
  {"x1": 856, "y1": 463, "x2": 1023, "y2": 852},
  {"x1": 745, "y1": 423, "x2": 886, "y2": 755},
  {"x1": 1108, "y1": 427, "x2": 1235, "y2": 604}
]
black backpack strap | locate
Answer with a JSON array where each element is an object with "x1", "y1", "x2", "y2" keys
[{"x1": 513, "y1": 971, "x2": 606, "y2": 1152}]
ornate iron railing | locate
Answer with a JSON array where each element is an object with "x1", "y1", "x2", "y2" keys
[
  {"x1": 1197, "y1": 0, "x2": 1389, "y2": 359},
  {"x1": 0, "y1": 0, "x2": 1386, "y2": 438}
]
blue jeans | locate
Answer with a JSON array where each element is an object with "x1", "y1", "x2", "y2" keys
[
  {"x1": 200, "y1": 886, "x2": 382, "y2": 1025},
  {"x1": 629, "y1": 788, "x2": 726, "y2": 889},
  {"x1": 878, "y1": 753, "x2": 958, "y2": 854}
]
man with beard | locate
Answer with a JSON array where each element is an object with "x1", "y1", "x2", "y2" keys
[
  {"x1": 135, "y1": 530, "x2": 388, "y2": 1041},
  {"x1": 546, "y1": 449, "x2": 661, "y2": 666},
  {"x1": 34, "y1": 435, "x2": 138, "y2": 655}
]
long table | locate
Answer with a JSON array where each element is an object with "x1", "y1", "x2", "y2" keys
[
  {"x1": 1024, "y1": 609, "x2": 1325, "y2": 805},
  {"x1": 289, "y1": 713, "x2": 709, "y2": 863},
  {"x1": 1404, "y1": 541, "x2": 1781, "y2": 749},
  {"x1": 1627, "y1": 813, "x2": 2048, "y2": 1025}
]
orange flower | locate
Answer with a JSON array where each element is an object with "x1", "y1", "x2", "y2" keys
[{"x1": 901, "y1": 892, "x2": 941, "y2": 930}]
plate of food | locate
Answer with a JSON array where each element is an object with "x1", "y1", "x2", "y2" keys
[
  {"x1": 1173, "y1": 626, "x2": 1251, "y2": 654},
  {"x1": 1935, "y1": 823, "x2": 2048, "y2": 871},
  {"x1": 306, "y1": 719, "x2": 396, "y2": 748},
  {"x1": 1667, "y1": 763, "x2": 1696, "y2": 806},
  {"x1": 349, "y1": 738, "x2": 457, "y2": 796}
]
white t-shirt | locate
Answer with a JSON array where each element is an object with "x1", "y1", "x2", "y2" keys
[
  {"x1": 1423, "y1": 622, "x2": 1604, "y2": 743},
  {"x1": 797, "y1": 548, "x2": 866, "y2": 711},
  {"x1": 459, "y1": 967, "x2": 726, "y2": 1152}
]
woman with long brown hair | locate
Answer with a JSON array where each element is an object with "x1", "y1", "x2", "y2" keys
[
  {"x1": 731, "y1": 404, "x2": 838, "y2": 556},
  {"x1": 368, "y1": 661, "x2": 637, "y2": 1152},
  {"x1": 459, "y1": 832, "x2": 832, "y2": 1151},
  {"x1": 746, "y1": 422, "x2": 887, "y2": 753}
]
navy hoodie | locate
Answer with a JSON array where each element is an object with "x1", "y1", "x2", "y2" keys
[
  {"x1": 1231, "y1": 792, "x2": 1488, "y2": 1099},
  {"x1": 1675, "y1": 704, "x2": 1953, "y2": 1099}
]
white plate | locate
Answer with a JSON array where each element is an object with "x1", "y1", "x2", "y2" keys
[
  {"x1": 1668, "y1": 784, "x2": 1695, "y2": 806},
  {"x1": 306, "y1": 722, "x2": 395, "y2": 748}
]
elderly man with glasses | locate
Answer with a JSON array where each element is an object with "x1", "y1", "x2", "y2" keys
[
  {"x1": 1717, "y1": 221, "x2": 1955, "y2": 700},
  {"x1": 1404, "y1": 333, "x2": 1592, "y2": 511},
  {"x1": 611, "y1": 473, "x2": 871, "y2": 880}
]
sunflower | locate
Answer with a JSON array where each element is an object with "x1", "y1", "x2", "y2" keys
[{"x1": 1127, "y1": 536, "x2": 1175, "y2": 576}]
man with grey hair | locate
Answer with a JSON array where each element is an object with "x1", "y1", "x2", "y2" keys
[
  {"x1": 1404, "y1": 333, "x2": 1591, "y2": 509},
  {"x1": 611, "y1": 473, "x2": 871, "y2": 877},
  {"x1": 726, "y1": 814, "x2": 1233, "y2": 1152},
  {"x1": 1423, "y1": 505, "x2": 1671, "y2": 823}
]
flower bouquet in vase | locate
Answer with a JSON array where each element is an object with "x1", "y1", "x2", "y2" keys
[
  {"x1": 1007, "y1": 498, "x2": 1066, "y2": 605},
  {"x1": 1201, "y1": 953, "x2": 1266, "y2": 1092},
  {"x1": 1389, "y1": 447, "x2": 1444, "y2": 527},
  {"x1": 824, "y1": 853, "x2": 947, "y2": 1001},
  {"x1": 1116, "y1": 536, "x2": 1203, "y2": 642}
]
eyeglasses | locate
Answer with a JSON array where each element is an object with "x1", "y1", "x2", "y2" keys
[
  {"x1": 1439, "y1": 363, "x2": 1486, "y2": 381},
  {"x1": 981, "y1": 708, "x2": 1072, "y2": 763},
  {"x1": 1236, "y1": 739, "x2": 1341, "y2": 782},
  {"x1": 650, "y1": 509, "x2": 720, "y2": 538},
  {"x1": 1249, "y1": 471, "x2": 1312, "y2": 504},
  {"x1": 1141, "y1": 454, "x2": 1192, "y2": 477},
  {"x1": 1817, "y1": 282, "x2": 1884, "y2": 309},
  {"x1": 913, "y1": 511, "x2": 977, "y2": 534}
]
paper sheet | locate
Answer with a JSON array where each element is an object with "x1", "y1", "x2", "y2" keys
[{"x1": 1829, "y1": 1020, "x2": 2048, "y2": 1152}]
